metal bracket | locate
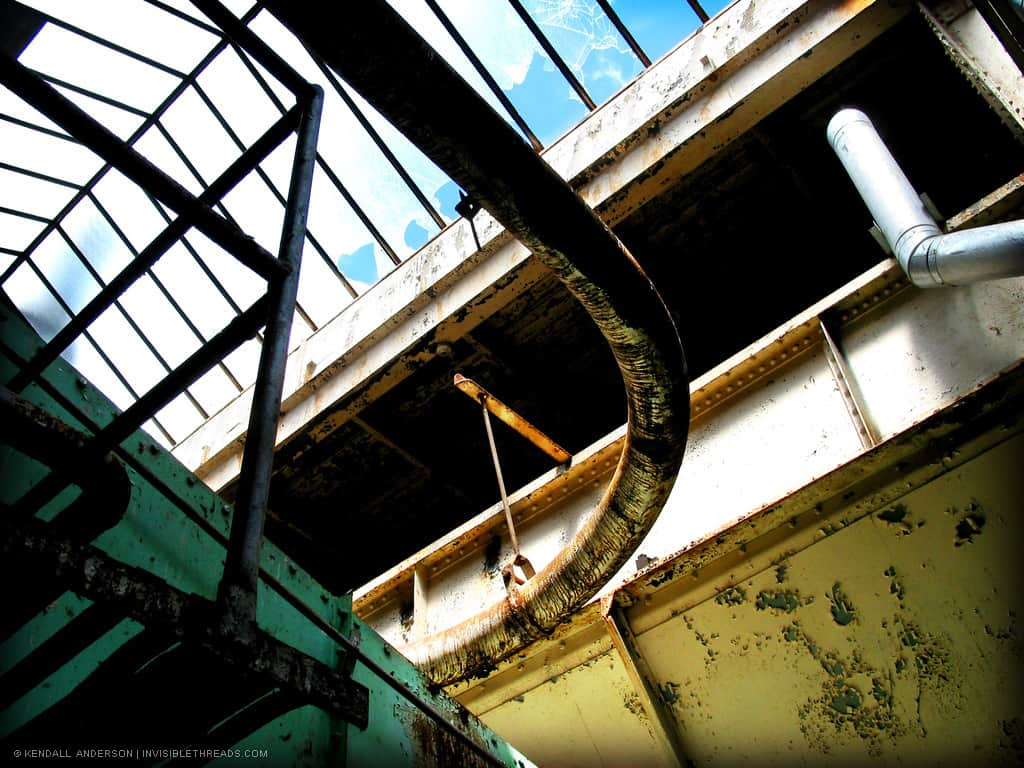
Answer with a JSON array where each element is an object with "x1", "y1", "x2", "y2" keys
[{"x1": 454, "y1": 374, "x2": 571, "y2": 582}]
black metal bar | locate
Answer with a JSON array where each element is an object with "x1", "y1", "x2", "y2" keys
[
  {"x1": 312, "y1": 59, "x2": 446, "y2": 229},
  {"x1": 143, "y1": 0, "x2": 222, "y2": 35},
  {"x1": 0, "y1": 53, "x2": 288, "y2": 281},
  {"x1": 0, "y1": 161, "x2": 80, "y2": 189},
  {"x1": 422, "y1": 0, "x2": 543, "y2": 151},
  {"x1": 33, "y1": 11, "x2": 188, "y2": 79},
  {"x1": 85, "y1": 191, "x2": 245, "y2": 393},
  {"x1": 506, "y1": 0, "x2": 597, "y2": 110},
  {"x1": 686, "y1": 0, "x2": 710, "y2": 24},
  {"x1": 93, "y1": 294, "x2": 268, "y2": 455},
  {"x1": 6, "y1": 289, "x2": 261, "y2": 518},
  {"x1": 594, "y1": 0, "x2": 651, "y2": 67},
  {"x1": 217, "y1": 88, "x2": 322, "y2": 627},
  {"x1": 36, "y1": 71, "x2": 152, "y2": 118},
  {"x1": 0, "y1": 113, "x2": 78, "y2": 143},
  {"x1": 0, "y1": 337, "x2": 504, "y2": 766},
  {"x1": 190, "y1": 0, "x2": 313, "y2": 98},
  {"x1": 7, "y1": 108, "x2": 300, "y2": 393},
  {"x1": 152, "y1": 119, "x2": 245, "y2": 235},
  {"x1": 0, "y1": 206, "x2": 50, "y2": 223}
]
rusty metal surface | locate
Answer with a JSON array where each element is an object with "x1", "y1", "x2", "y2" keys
[
  {"x1": 266, "y1": 1, "x2": 690, "y2": 686},
  {"x1": 455, "y1": 374, "x2": 571, "y2": 465},
  {"x1": 0, "y1": 514, "x2": 369, "y2": 729}
]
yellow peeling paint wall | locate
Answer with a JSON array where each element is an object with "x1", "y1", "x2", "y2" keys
[{"x1": 477, "y1": 433, "x2": 1024, "y2": 767}]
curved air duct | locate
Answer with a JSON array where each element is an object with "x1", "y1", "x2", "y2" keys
[
  {"x1": 828, "y1": 108, "x2": 1024, "y2": 287},
  {"x1": 263, "y1": 3, "x2": 689, "y2": 684}
]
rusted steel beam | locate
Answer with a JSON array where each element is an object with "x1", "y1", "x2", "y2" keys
[
  {"x1": 1, "y1": 386, "x2": 131, "y2": 534},
  {"x1": 264, "y1": 1, "x2": 689, "y2": 686},
  {"x1": 454, "y1": 374, "x2": 570, "y2": 464},
  {"x1": 0, "y1": 515, "x2": 369, "y2": 729}
]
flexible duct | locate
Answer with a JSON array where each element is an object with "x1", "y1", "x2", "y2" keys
[
  {"x1": 828, "y1": 107, "x2": 1024, "y2": 287},
  {"x1": 263, "y1": 2, "x2": 689, "y2": 685}
]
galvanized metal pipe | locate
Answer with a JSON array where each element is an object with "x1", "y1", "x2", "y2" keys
[
  {"x1": 265, "y1": 1, "x2": 689, "y2": 686},
  {"x1": 218, "y1": 88, "x2": 323, "y2": 626},
  {"x1": 828, "y1": 107, "x2": 1024, "y2": 287}
]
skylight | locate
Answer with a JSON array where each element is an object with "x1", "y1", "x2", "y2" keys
[{"x1": 0, "y1": 0, "x2": 725, "y2": 450}]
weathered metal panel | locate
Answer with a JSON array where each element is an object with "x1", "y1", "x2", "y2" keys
[
  {"x1": 631, "y1": 432, "x2": 1024, "y2": 765},
  {"x1": 841, "y1": 278, "x2": 1024, "y2": 441},
  {"x1": 464, "y1": 429, "x2": 1024, "y2": 765},
  {"x1": 481, "y1": 650, "x2": 671, "y2": 768}
]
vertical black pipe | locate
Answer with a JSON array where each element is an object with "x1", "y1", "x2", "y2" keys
[{"x1": 217, "y1": 87, "x2": 323, "y2": 626}]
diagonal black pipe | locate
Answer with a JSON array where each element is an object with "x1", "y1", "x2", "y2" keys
[{"x1": 264, "y1": 2, "x2": 690, "y2": 685}]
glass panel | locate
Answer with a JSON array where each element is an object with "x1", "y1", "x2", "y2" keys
[
  {"x1": 0, "y1": 167, "x2": 76, "y2": 219},
  {"x1": 190, "y1": 365, "x2": 239, "y2": 417},
  {"x1": 0, "y1": 210, "x2": 47, "y2": 251},
  {"x1": 143, "y1": 419, "x2": 172, "y2": 449},
  {"x1": 88, "y1": 305, "x2": 165, "y2": 394},
  {"x1": 49, "y1": 83, "x2": 146, "y2": 140},
  {"x1": 134, "y1": 123, "x2": 204, "y2": 194},
  {"x1": 288, "y1": 309, "x2": 313, "y2": 352},
  {"x1": 63, "y1": 196, "x2": 133, "y2": 282},
  {"x1": 521, "y1": 0, "x2": 643, "y2": 105},
  {"x1": 340, "y1": 80, "x2": 452, "y2": 235},
  {"x1": 701, "y1": 0, "x2": 737, "y2": 20},
  {"x1": 92, "y1": 169, "x2": 170, "y2": 252},
  {"x1": 197, "y1": 47, "x2": 283, "y2": 148},
  {"x1": 20, "y1": 23, "x2": 180, "y2": 113},
  {"x1": 155, "y1": 391, "x2": 205, "y2": 444},
  {"x1": 437, "y1": 0, "x2": 587, "y2": 145},
  {"x1": 607, "y1": 0, "x2": 702, "y2": 62},
  {"x1": 0, "y1": 83, "x2": 67, "y2": 135},
  {"x1": 0, "y1": 111, "x2": 102, "y2": 184},
  {"x1": 295, "y1": 239, "x2": 352, "y2": 328},
  {"x1": 65, "y1": 335, "x2": 133, "y2": 411},
  {"x1": 119, "y1": 274, "x2": 201, "y2": 368},
  {"x1": 223, "y1": 337, "x2": 261, "y2": 390},
  {"x1": 220, "y1": 173, "x2": 285, "y2": 254},
  {"x1": 149, "y1": 241, "x2": 236, "y2": 339},
  {"x1": 184, "y1": 229, "x2": 263, "y2": 311},
  {"x1": 160, "y1": 86, "x2": 242, "y2": 184},
  {"x1": 31, "y1": 231, "x2": 101, "y2": 313},
  {"x1": 304, "y1": 160, "x2": 390, "y2": 292},
  {"x1": 19, "y1": 0, "x2": 218, "y2": 73},
  {"x1": 3, "y1": 260, "x2": 70, "y2": 342},
  {"x1": 386, "y1": 0, "x2": 517, "y2": 124}
]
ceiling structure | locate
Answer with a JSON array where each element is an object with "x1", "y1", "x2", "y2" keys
[
  {"x1": 1, "y1": 0, "x2": 1022, "y2": 598},
  {"x1": 257, "y1": 12, "x2": 1023, "y2": 593}
]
